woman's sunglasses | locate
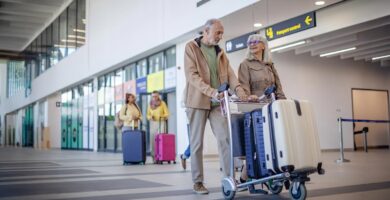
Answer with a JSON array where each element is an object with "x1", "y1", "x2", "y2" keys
[{"x1": 247, "y1": 40, "x2": 262, "y2": 46}]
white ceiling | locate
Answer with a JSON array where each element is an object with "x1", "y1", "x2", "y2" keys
[
  {"x1": 0, "y1": 0, "x2": 68, "y2": 58},
  {"x1": 221, "y1": 0, "x2": 390, "y2": 67}
]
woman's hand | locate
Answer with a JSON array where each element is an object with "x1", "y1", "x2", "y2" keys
[{"x1": 248, "y1": 95, "x2": 259, "y2": 102}]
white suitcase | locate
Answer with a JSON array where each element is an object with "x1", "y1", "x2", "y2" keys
[{"x1": 262, "y1": 99, "x2": 322, "y2": 173}]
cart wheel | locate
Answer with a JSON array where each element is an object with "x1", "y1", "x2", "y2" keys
[
  {"x1": 268, "y1": 180, "x2": 283, "y2": 194},
  {"x1": 173, "y1": 161, "x2": 176, "y2": 164},
  {"x1": 222, "y1": 185, "x2": 236, "y2": 200},
  {"x1": 168, "y1": 161, "x2": 171, "y2": 164},
  {"x1": 289, "y1": 182, "x2": 306, "y2": 200}
]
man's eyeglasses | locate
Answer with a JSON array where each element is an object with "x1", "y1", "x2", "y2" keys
[{"x1": 247, "y1": 40, "x2": 261, "y2": 46}]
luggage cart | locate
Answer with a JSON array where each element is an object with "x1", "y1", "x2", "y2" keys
[{"x1": 218, "y1": 83, "x2": 325, "y2": 200}]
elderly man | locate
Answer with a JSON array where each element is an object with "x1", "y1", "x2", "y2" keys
[{"x1": 183, "y1": 18, "x2": 247, "y2": 194}]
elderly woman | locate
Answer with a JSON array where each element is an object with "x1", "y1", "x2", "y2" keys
[
  {"x1": 120, "y1": 93, "x2": 142, "y2": 132},
  {"x1": 238, "y1": 34, "x2": 286, "y2": 183},
  {"x1": 238, "y1": 34, "x2": 286, "y2": 102}
]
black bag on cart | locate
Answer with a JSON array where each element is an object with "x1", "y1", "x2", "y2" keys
[{"x1": 231, "y1": 113, "x2": 246, "y2": 157}]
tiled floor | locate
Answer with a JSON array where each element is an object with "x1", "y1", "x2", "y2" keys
[{"x1": 0, "y1": 147, "x2": 389, "y2": 200}]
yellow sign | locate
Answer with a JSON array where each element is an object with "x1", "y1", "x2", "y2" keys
[
  {"x1": 305, "y1": 15, "x2": 312, "y2": 25},
  {"x1": 265, "y1": 12, "x2": 316, "y2": 41},
  {"x1": 266, "y1": 27, "x2": 274, "y2": 40},
  {"x1": 147, "y1": 71, "x2": 164, "y2": 93}
]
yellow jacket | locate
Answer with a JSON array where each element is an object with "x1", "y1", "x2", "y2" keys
[
  {"x1": 119, "y1": 103, "x2": 142, "y2": 128},
  {"x1": 147, "y1": 101, "x2": 170, "y2": 121}
]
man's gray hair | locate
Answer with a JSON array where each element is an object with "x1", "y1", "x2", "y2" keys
[{"x1": 204, "y1": 18, "x2": 221, "y2": 30}]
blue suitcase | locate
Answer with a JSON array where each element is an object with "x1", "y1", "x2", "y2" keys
[
  {"x1": 244, "y1": 109, "x2": 268, "y2": 179},
  {"x1": 122, "y1": 129, "x2": 146, "y2": 165}
]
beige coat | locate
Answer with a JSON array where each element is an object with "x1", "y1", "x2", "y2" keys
[
  {"x1": 184, "y1": 37, "x2": 243, "y2": 109},
  {"x1": 238, "y1": 59, "x2": 286, "y2": 100}
]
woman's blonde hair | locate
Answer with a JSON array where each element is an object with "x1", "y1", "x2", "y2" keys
[{"x1": 245, "y1": 34, "x2": 272, "y2": 63}]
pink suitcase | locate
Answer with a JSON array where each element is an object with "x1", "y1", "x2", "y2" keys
[{"x1": 154, "y1": 133, "x2": 176, "y2": 164}]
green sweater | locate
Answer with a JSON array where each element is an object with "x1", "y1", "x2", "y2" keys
[{"x1": 200, "y1": 42, "x2": 219, "y2": 94}]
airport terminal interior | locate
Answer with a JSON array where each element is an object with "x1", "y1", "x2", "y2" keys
[{"x1": 0, "y1": 0, "x2": 390, "y2": 199}]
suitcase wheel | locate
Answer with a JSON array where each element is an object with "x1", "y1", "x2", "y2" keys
[
  {"x1": 267, "y1": 180, "x2": 283, "y2": 194},
  {"x1": 168, "y1": 161, "x2": 171, "y2": 164},
  {"x1": 173, "y1": 161, "x2": 176, "y2": 164},
  {"x1": 289, "y1": 182, "x2": 306, "y2": 200}
]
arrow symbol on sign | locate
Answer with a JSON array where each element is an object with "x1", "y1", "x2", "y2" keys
[{"x1": 305, "y1": 16, "x2": 312, "y2": 25}]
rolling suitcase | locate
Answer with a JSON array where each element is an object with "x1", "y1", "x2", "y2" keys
[
  {"x1": 262, "y1": 99, "x2": 322, "y2": 173},
  {"x1": 154, "y1": 134, "x2": 176, "y2": 164},
  {"x1": 154, "y1": 121, "x2": 176, "y2": 164},
  {"x1": 244, "y1": 109, "x2": 268, "y2": 179},
  {"x1": 122, "y1": 129, "x2": 146, "y2": 165}
]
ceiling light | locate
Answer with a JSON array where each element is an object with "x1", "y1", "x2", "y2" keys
[
  {"x1": 54, "y1": 44, "x2": 76, "y2": 48},
  {"x1": 68, "y1": 35, "x2": 86, "y2": 40},
  {"x1": 73, "y1": 29, "x2": 86, "y2": 33},
  {"x1": 320, "y1": 47, "x2": 356, "y2": 57},
  {"x1": 270, "y1": 41, "x2": 306, "y2": 52},
  {"x1": 372, "y1": 54, "x2": 390, "y2": 61},
  {"x1": 315, "y1": 1, "x2": 325, "y2": 6},
  {"x1": 61, "y1": 39, "x2": 85, "y2": 44},
  {"x1": 253, "y1": 23, "x2": 262, "y2": 28}
]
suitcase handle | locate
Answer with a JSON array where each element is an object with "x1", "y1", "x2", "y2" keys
[{"x1": 158, "y1": 117, "x2": 167, "y2": 133}]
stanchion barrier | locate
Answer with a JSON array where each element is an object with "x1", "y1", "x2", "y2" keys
[
  {"x1": 336, "y1": 118, "x2": 390, "y2": 164},
  {"x1": 336, "y1": 117, "x2": 350, "y2": 163}
]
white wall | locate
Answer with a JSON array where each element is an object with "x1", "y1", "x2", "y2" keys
[{"x1": 47, "y1": 93, "x2": 62, "y2": 149}]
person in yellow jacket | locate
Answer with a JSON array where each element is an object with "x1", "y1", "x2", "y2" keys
[
  {"x1": 120, "y1": 93, "x2": 142, "y2": 131},
  {"x1": 147, "y1": 90, "x2": 170, "y2": 163}
]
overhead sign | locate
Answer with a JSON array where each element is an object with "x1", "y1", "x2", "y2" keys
[
  {"x1": 225, "y1": 31, "x2": 257, "y2": 53},
  {"x1": 147, "y1": 71, "x2": 164, "y2": 93},
  {"x1": 136, "y1": 77, "x2": 147, "y2": 94},
  {"x1": 266, "y1": 12, "x2": 316, "y2": 41}
]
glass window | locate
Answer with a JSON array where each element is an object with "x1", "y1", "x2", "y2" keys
[
  {"x1": 148, "y1": 52, "x2": 164, "y2": 74},
  {"x1": 124, "y1": 63, "x2": 137, "y2": 81},
  {"x1": 98, "y1": 76, "x2": 105, "y2": 91},
  {"x1": 59, "y1": 10, "x2": 68, "y2": 59},
  {"x1": 76, "y1": 0, "x2": 86, "y2": 48},
  {"x1": 46, "y1": 25, "x2": 52, "y2": 69},
  {"x1": 165, "y1": 46, "x2": 176, "y2": 68},
  {"x1": 52, "y1": 17, "x2": 60, "y2": 67},
  {"x1": 105, "y1": 73, "x2": 115, "y2": 151},
  {"x1": 6, "y1": 61, "x2": 25, "y2": 98},
  {"x1": 36, "y1": 36, "x2": 42, "y2": 75},
  {"x1": 67, "y1": 1, "x2": 77, "y2": 55},
  {"x1": 40, "y1": 31, "x2": 47, "y2": 72},
  {"x1": 31, "y1": 40, "x2": 38, "y2": 78},
  {"x1": 136, "y1": 59, "x2": 148, "y2": 78},
  {"x1": 89, "y1": 81, "x2": 94, "y2": 93}
]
